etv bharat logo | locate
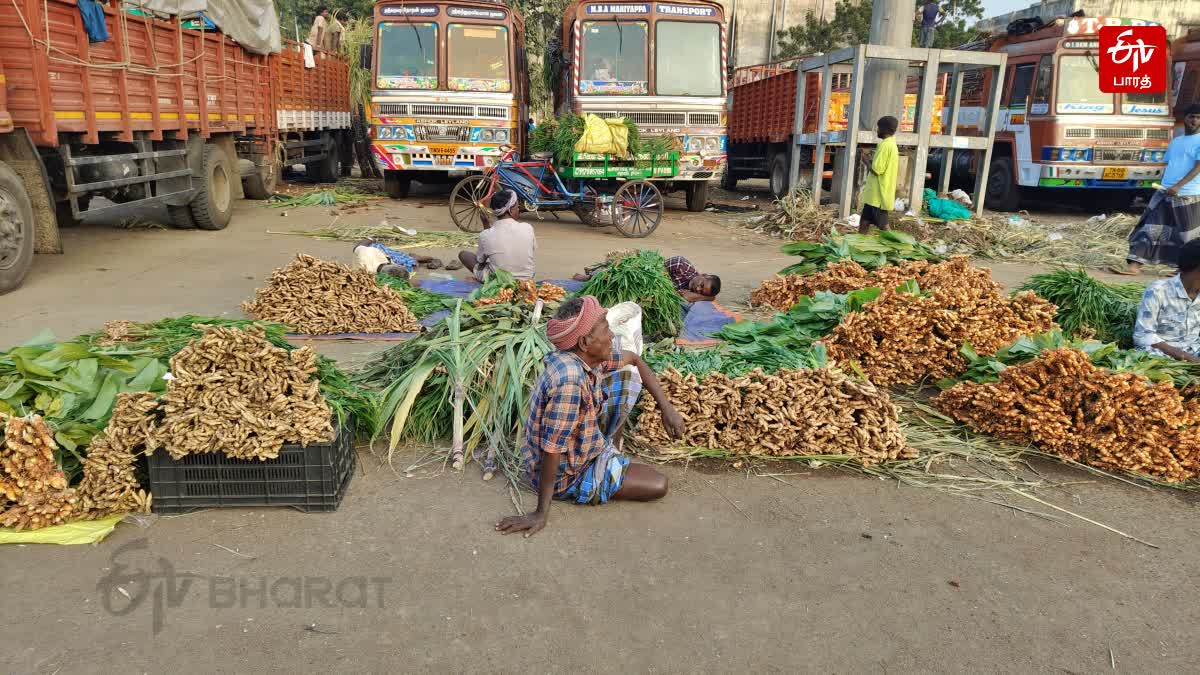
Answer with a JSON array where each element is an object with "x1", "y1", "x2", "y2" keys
[{"x1": 1099, "y1": 25, "x2": 1167, "y2": 94}]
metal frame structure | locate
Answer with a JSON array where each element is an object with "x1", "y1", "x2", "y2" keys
[{"x1": 788, "y1": 44, "x2": 1006, "y2": 217}]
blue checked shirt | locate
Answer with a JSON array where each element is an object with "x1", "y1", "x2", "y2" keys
[
  {"x1": 1133, "y1": 275, "x2": 1200, "y2": 357},
  {"x1": 521, "y1": 348, "x2": 621, "y2": 495}
]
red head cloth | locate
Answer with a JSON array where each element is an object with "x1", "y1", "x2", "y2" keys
[{"x1": 546, "y1": 295, "x2": 604, "y2": 351}]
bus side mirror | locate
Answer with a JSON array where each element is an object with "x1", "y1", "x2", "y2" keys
[{"x1": 360, "y1": 43, "x2": 372, "y2": 70}]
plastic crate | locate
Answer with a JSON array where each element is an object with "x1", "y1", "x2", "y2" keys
[{"x1": 147, "y1": 418, "x2": 355, "y2": 514}]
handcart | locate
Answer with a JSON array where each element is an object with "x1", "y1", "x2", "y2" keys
[{"x1": 448, "y1": 148, "x2": 679, "y2": 238}]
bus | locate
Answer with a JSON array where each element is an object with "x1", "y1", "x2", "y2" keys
[
  {"x1": 549, "y1": 0, "x2": 728, "y2": 211},
  {"x1": 365, "y1": 0, "x2": 529, "y2": 197}
]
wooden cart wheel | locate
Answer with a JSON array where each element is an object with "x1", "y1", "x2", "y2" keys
[
  {"x1": 449, "y1": 175, "x2": 493, "y2": 233},
  {"x1": 612, "y1": 180, "x2": 663, "y2": 238}
]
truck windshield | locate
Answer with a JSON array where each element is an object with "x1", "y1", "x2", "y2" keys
[
  {"x1": 580, "y1": 21, "x2": 648, "y2": 95},
  {"x1": 1123, "y1": 64, "x2": 1170, "y2": 115},
  {"x1": 655, "y1": 21, "x2": 722, "y2": 96},
  {"x1": 448, "y1": 24, "x2": 511, "y2": 92},
  {"x1": 377, "y1": 22, "x2": 438, "y2": 89},
  {"x1": 1056, "y1": 55, "x2": 1113, "y2": 114}
]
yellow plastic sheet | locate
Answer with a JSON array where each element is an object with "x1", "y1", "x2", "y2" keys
[
  {"x1": 0, "y1": 514, "x2": 122, "y2": 545},
  {"x1": 573, "y1": 114, "x2": 630, "y2": 157}
]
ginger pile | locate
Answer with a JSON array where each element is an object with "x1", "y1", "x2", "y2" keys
[
  {"x1": 752, "y1": 259, "x2": 958, "y2": 311},
  {"x1": 936, "y1": 348, "x2": 1200, "y2": 482},
  {"x1": 636, "y1": 367, "x2": 911, "y2": 464},
  {"x1": 473, "y1": 280, "x2": 567, "y2": 307},
  {"x1": 243, "y1": 254, "x2": 421, "y2": 334}
]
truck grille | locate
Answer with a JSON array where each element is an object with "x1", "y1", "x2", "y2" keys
[
  {"x1": 1095, "y1": 128, "x2": 1143, "y2": 139},
  {"x1": 1064, "y1": 127, "x2": 1092, "y2": 138},
  {"x1": 688, "y1": 112, "x2": 721, "y2": 126},
  {"x1": 415, "y1": 124, "x2": 470, "y2": 142},
  {"x1": 412, "y1": 104, "x2": 475, "y2": 117},
  {"x1": 622, "y1": 112, "x2": 687, "y2": 126},
  {"x1": 1094, "y1": 147, "x2": 1141, "y2": 162},
  {"x1": 1146, "y1": 128, "x2": 1170, "y2": 140},
  {"x1": 478, "y1": 106, "x2": 508, "y2": 119},
  {"x1": 378, "y1": 104, "x2": 409, "y2": 116}
]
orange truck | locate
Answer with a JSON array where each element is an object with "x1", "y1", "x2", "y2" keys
[
  {"x1": 946, "y1": 15, "x2": 1173, "y2": 210},
  {"x1": 0, "y1": 0, "x2": 350, "y2": 293},
  {"x1": 726, "y1": 61, "x2": 944, "y2": 198}
]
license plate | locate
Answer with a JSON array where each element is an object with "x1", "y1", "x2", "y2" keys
[
  {"x1": 434, "y1": 156, "x2": 453, "y2": 166},
  {"x1": 428, "y1": 143, "x2": 459, "y2": 155},
  {"x1": 1102, "y1": 167, "x2": 1128, "y2": 180}
]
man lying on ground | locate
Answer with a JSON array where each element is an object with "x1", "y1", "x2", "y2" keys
[
  {"x1": 496, "y1": 295, "x2": 685, "y2": 538},
  {"x1": 353, "y1": 240, "x2": 445, "y2": 278},
  {"x1": 1133, "y1": 239, "x2": 1200, "y2": 363},
  {"x1": 572, "y1": 254, "x2": 721, "y2": 302},
  {"x1": 458, "y1": 189, "x2": 537, "y2": 281}
]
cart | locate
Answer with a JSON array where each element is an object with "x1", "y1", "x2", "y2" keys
[{"x1": 448, "y1": 148, "x2": 679, "y2": 238}]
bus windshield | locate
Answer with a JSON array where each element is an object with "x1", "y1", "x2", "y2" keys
[
  {"x1": 1123, "y1": 63, "x2": 1170, "y2": 114},
  {"x1": 377, "y1": 22, "x2": 438, "y2": 89},
  {"x1": 448, "y1": 24, "x2": 511, "y2": 92},
  {"x1": 580, "y1": 21, "x2": 648, "y2": 95},
  {"x1": 1056, "y1": 55, "x2": 1113, "y2": 114},
  {"x1": 656, "y1": 21, "x2": 722, "y2": 96}
]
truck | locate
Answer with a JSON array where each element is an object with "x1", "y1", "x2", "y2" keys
[
  {"x1": 946, "y1": 15, "x2": 1173, "y2": 210},
  {"x1": 1172, "y1": 27, "x2": 1200, "y2": 133},
  {"x1": 725, "y1": 60, "x2": 946, "y2": 198},
  {"x1": 361, "y1": 0, "x2": 530, "y2": 198},
  {"x1": 0, "y1": 0, "x2": 351, "y2": 293},
  {"x1": 547, "y1": 0, "x2": 728, "y2": 212}
]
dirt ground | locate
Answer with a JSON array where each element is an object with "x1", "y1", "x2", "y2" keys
[{"x1": 2, "y1": 182, "x2": 1198, "y2": 673}]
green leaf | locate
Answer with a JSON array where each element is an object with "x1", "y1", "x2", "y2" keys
[{"x1": 81, "y1": 373, "x2": 120, "y2": 421}]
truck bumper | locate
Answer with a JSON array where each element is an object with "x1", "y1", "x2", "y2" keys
[{"x1": 371, "y1": 143, "x2": 504, "y2": 172}]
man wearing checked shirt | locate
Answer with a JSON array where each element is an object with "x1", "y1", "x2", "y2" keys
[{"x1": 1133, "y1": 240, "x2": 1200, "y2": 363}]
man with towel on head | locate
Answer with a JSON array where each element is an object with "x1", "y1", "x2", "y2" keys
[
  {"x1": 496, "y1": 296, "x2": 685, "y2": 538},
  {"x1": 458, "y1": 189, "x2": 537, "y2": 281}
]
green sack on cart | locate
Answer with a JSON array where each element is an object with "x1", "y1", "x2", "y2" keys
[
  {"x1": 574, "y1": 114, "x2": 630, "y2": 158},
  {"x1": 923, "y1": 188, "x2": 972, "y2": 220}
]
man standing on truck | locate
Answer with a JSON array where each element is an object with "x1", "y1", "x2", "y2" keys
[
  {"x1": 307, "y1": 7, "x2": 330, "y2": 49},
  {"x1": 859, "y1": 116, "x2": 900, "y2": 235},
  {"x1": 917, "y1": 0, "x2": 941, "y2": 48},
  {"x1": 1114, "y1": 104, "x2": 1200, "y2": 275}
]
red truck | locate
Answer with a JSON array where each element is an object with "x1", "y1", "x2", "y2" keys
[
  {"x1": 1172, "y1": 28, "x2": 1200, "y2": 133},
  {"x1": 0, "y1": 0, "x2": 351, "y2": 293}
]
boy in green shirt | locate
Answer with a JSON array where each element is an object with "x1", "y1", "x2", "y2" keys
[{"x1": 858, "y1": 116, "x2": 900, "y2": 234}]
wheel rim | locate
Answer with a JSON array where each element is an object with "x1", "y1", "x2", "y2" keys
[
  {"x1": 0, "y1": 189, "x2": 24, "y2": 271},
  {"x1": 615, "y1": 182, "x2": 662, "y2": 237},
  {"x1": 451, "y1": 177, "x2": 490, "y2": 233},
  {"x1": 212, "y1": 162, "x2": 231, "y2": 213}
]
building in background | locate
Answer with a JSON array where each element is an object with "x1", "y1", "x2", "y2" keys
[
  {"x1": 977, "y1": 1, "x2": 1200, "y2": 39},
  {"x1": 717, "y1": 0, "x2": 834, "y2": 68}
]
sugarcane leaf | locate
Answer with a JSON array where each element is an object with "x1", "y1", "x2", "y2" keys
[{"x1": 388, "y1": 361, "x2": 439, "y2": 451}]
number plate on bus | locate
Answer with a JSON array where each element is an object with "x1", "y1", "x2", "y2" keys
[
  {"x1": 428, "y1": 144, "x2": 459, "y2": 155},
  {"x1": 1102, "y1": 167, "x2": 1128, "y2": 180}
]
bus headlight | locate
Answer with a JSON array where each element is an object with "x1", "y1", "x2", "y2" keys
[
  {"x1": 482, "y1": 129, "x2": 495, "y2": 142},
  {"x1": 686, "y1": 137, "x2": 703, "y2": 153},
  {"x1": 378, "y1": 126, "x2": 393, "y2": 139},
  {"x1": 703, "y1": 137, "x2": 719, "y2": 153},
  {"x1": 495, "y1": 129, "x2": 509, "y2": 143}
]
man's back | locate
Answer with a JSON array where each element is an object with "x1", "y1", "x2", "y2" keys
[
  {"x1": 922, "y1": 2, "x2": 939, "y2": 27},
  {"x1": 478, "y1": 218, "x2": 537, "y2": 279}
]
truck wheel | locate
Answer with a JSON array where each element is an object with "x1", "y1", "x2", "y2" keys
[
  {"x1": 384, "y1": 170, "x2": 412, "y2": 199},
  {"x1": 166, "y1": 205, "x2": 196, "y2": 229},
  {"x1": 0, "y1": 161, "x2": 35, "y2": 294},
  {"x1": 769, "y1": 154, "x2": 790, "y2": 199},
  {"x1": 984, "y1": 156, "x2": 1020, "y2": 212},
  {"x1": 189, "y1": 143, "x2": 234, "y2": 230},
  {"x1": 720, "y1": 169, "x2": 738, "y2": 191},
  {"x1": 242, "y1": 159, "x2": 279, "y2": 200},
  {"x1": 685, "y1": 181, "x2": 709, "y2": 212},
  {"x1": 315, "y1": 136, "x2": 339, "y2": 183}
]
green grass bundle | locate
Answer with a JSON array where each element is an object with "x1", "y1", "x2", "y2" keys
[
  {"x1": 577, "y1": 250, "x2": 683, "y2": 338},
  {"x1": 779, "y1": 231, "x2": 941, "y2": 276},
  {"x1": 375, "y1": 275, "x2": 454, "y2": 318},
  {"x1": 1019, "y1": 268, "x2": 1144, "y2": 347}
]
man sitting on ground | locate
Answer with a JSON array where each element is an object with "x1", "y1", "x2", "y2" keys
[
  {"x1": 1133, "y1": 239, "x2": 1200, "y2": 363},
  {"x1": 458, "y1": 189, "x2": 537, "y2": 281},
  {"x1": 573, "y1": 254, "x2": 721, "y2": 302},
  {"x1": 496, "y1": 295, "x2": 685, "y2": 538}
]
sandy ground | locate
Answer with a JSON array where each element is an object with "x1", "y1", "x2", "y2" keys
[{"x1": 2, "y1": 182, "x2": 1198, "y2": 673}]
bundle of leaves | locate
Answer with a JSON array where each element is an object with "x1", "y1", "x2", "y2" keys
[
  {"x1": 576, "y1": 250, "x2": 683, "y2": 338},
  {"x1": 779, "y1": 231, "x2": 941, "y2": 276},
  {"x1": 1018, "y1": 268, "x2": 1144, "y2": 347}
]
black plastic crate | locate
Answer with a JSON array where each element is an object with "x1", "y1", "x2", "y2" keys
[{"x1": 148, "y1": 418, "x2": 355, "y2": 514}]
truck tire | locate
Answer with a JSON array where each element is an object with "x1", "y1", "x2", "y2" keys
[
  {"x1": 685, "y1": 181, "x2": 709, "y2": 212},
  {"x1": 315, "y1": 136, "x2": 339, "y2": 183},
  {"x1": 769, "y1": 153, "x2": 790, "y2": 198},
  {"x1": 984, "y1": 156, "x2": 1020, "y2": 212},
  {"x1": 384, "y1": 170, "x2": 411, "y2": 199},
  {"x1": 0, "y1": 160, "x2": 35, "y2": 294},
  {"x1": 720, "y1": 168, "x2": 738, "y2": 191},
  {"x1": 242, "y1": 159, "x2": 279, "y2": 200},
  {"x1": 188, "y1": 143, "x2": 234, "y2": 230},
  {"x1": 166, "y1": 205, "x2": 197, "y2": 229}
]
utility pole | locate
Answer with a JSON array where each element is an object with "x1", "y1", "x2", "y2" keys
[{"x1": 858, "y1": 0, "x2": 911, "y2": 131}]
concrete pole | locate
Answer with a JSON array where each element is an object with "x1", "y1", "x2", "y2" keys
[{"x1": 858, "y1": 0, "x2": 911, "y2": 132}]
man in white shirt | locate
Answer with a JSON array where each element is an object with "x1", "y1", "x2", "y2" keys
[{"x1": 458, "y1": 190, "x2": 537, "y2": 280}]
